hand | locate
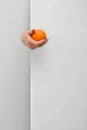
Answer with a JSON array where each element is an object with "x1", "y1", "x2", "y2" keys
[{"x1": 21, "y1": 29, "x2": 48, "y2": 49}]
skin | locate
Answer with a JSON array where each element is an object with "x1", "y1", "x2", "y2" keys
[{"x1": 21, "y1": 29, "x2": 48, "y2": 49}]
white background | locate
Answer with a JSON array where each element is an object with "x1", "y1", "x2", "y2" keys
[
  {"x1": 31, "y1": 0, "x2": 87, "y2": 130},
  {"x1": 0, "y1": 0, "x2": 30, "y2": 130}
]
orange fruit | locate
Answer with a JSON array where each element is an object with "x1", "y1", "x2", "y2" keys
[{"x1": 32, "y1": 29, "x2": 46, "y2": 41}]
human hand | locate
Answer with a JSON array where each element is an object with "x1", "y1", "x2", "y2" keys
[{"x1": 21, "y1": 29, "x2": 48, "y2": 49}]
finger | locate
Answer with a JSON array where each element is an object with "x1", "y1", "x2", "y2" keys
[
  {"x1": 36, "y1": 39, "x2": 48, "y2": 47},
  {"x1": 27, "y1": 35, "x2": 38, "y2": 45},
  {"x1": 26, "y1": 29, "x2": 35, "y2": 35},
  {"x1": 28, "y1": 45, "x2": 36, "y2": 49},
  {"x1": 24, "y1": 41, "x2": 36, "y2": 49},
  {"x1": 27, "y1": 35, "x2": 49, "y2": 48}
]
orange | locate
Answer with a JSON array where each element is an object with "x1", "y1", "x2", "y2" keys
[{"x1": 32, "y1": 29, "x2": 46, "y2": 41}]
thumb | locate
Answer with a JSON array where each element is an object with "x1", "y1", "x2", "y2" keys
[{"x1": 27, "y1": 29, "x2": 35, "y2": 35}]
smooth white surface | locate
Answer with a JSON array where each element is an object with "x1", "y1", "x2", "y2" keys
[
  {"x1": 0, "y1": 0, "x2": 30, "y2": 130},
  {"x1": 31, "y1": 0, "x2": 87, "y2": 130}
]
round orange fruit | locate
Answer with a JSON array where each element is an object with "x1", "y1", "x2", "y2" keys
[{"x1": 32, "y1": 29, "x2": 46, "y2": 41}]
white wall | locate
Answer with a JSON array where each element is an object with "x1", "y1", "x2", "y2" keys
[
  {"x1": 31, "y1": 0, "x2": 87, "y2": 130},
  {"x1": 0, "y1": 0, "x2": 30, "y2": 130}
]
